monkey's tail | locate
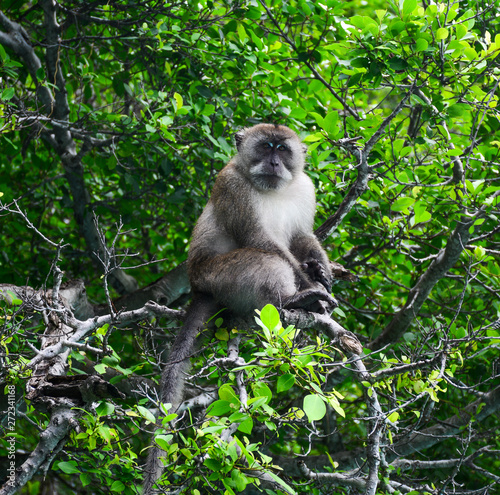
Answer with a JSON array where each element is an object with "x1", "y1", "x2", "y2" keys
[{"x1": 143, "y1": 295, "x2": 218, "y2": 495}]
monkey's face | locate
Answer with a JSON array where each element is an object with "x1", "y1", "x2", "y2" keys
[{"x1": 236, "y1": 124, "x2": 306, "y2": 191}]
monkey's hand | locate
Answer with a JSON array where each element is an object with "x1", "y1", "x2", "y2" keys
[{"x1": 301, "y1": 259, "x2": 332, "y2": 292}]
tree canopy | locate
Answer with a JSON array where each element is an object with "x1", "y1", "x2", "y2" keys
[{"x1": 1, "y1": 0, "x2": 499, "y2": 494}]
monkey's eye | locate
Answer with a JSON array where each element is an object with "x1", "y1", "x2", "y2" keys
[
  {"x1": 263, "y1": 142, "x2": 274, "y2": 149},
  {"x1": 276, "y1": 143, "x2": 288, "y2": 152}
]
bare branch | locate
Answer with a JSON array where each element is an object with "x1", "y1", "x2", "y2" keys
[{"x1": 387, "y1": 384, "x2": 500, "y2": 461}]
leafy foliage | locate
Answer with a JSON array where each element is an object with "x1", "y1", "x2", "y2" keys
[{"x1": 1, "y1": 0, "x2": 499, "y2": 494}]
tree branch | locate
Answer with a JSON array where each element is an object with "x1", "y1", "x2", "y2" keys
[
  {"x1": 388, "y1": 384, "x2": 500, "y2": 461},
  {"x1": 282, "y1": 309, "x2": 363, "y2": 355},
  {"x1": 0, "y1": 8, "x2": 137, "y2": 295},
  {"x1": 316, "y1": 84, "x2": 416, "y2": 241},
  {"x1": 0, "y1": 407, "x2": 80, "y2": 495},
  {"x1": 370, "y1": 192, "x2": 499, "y2": 349}
]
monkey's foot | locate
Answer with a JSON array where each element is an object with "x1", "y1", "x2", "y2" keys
[
  {"x1": 284, "y1": 288, "x2": 338, "y2": 314},
  {"x1": 301, "y1": 259, "x2": 332, "y2": 292}
]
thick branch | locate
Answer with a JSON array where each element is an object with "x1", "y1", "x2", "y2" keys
[
  {"x1": 1, "y1": 281, "x2": 81, "y2": 495},
  {"x1": 0, "y1": 280, "x2": 93, "y2": 320},
  {"x1": 40, "y1": 0, "x2": 69, "y2": 122},
  {"x1": 27, "y1": 301, "x2": 183, "y2": 369},
  {"x1": 0, "y1": 407, "x2": 79, "y2": 495},
  {"x1": 94, "y1": 263, "x2": 190, "y2": 315},
  {"x1": 0, "y1": 11, "x2": 54, "y2": 112},
  {"x1": 315, "y1": 139, "x2": 367, "y2": 242},
  {"x1": 282, "y1": 309, "x2": 363, "y2": 355}
]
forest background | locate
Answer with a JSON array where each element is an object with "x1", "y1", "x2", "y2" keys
[{"x1": 0, "y1": 0, "x2": 499, "y2": 494}]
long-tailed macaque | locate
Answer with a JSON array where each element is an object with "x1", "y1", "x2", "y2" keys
[{"x1": 144, "y1": 124, "x2": 335, "y2": 493}]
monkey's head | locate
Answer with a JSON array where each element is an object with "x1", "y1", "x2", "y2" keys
[{"x1": 234, "y1": 124, "x2": 307, "y2": 191}]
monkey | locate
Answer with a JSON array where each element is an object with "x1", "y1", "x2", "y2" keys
[{"x1": 143, "y1": 124, "x2": 335, "y2": 494}]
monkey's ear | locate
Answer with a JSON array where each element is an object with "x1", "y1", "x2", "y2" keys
[
  {"x1": 301, "y1": 143, "x2": 308, "y2": 154},
  {"x1": 235, "y1": 128, "x2": 247, "y2": 151}
]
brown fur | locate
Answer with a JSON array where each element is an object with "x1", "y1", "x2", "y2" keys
[{"x1": 143, "y1": 124, "x2": 334, "y2": 494}]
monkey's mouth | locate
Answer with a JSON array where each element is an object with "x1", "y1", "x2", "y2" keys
[{"x1": 253, "y1": 174, "x2": 286, "y2": 190}]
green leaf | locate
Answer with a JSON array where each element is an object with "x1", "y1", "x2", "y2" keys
[
  {"x1": 303, "y1": 132, "x2": 323, "y2": 142},
  {"x1": 328, "y1": 397, "x2": 345, "y2": 418},
  {"x1": 464, "y1": 46, "x2": 477, "y2": 60},
  {"x1": 173, "y1": 92, "x2": 183, "y2": 110},
  {"x1": 80, "y1": 473, "x2": 91, "y2": 487},
  {"x1": 455, "y1": 23, "x2": 468, "y2": 39},
  {"x1": 154, "y1": 434, "x2": 173, "y2": 451},
  {"x1": 277, "y1": 373, "x2": 295, "y2": 393},
  {"x1": 215, "y1": 327, "x2": 229, "y2": 341},
  {"x1": 231, "y1": 469, "x2": 248, "y2": 491},
  {"x1": 204, "y1": 458, "x2": 223, "y2": 471},
  {"x1": 333, "y1": 306, "x2": 346, "y2": 318},
  {"x1": 219, "y1": 384, "x2": 239, "y2": 403},
  {"x1": 323, "y1": 111, "x2": 339, "y2": 135},
  {"x1": 98, "y1": 425, "x2": 112, "y2": 444},
  {"x1": 0, "y1": 44, "x2": 7, "y2": 61},
  {"x1": 289, "y1": 107, "x2": 308, "y2": 120},
  {"x1": 260, "y1": 304, "x2": 281, "y2": 330},
  {"x1": 402, "y1": 0, "x2": 417, "y2": 16},
  {"x1": 388, "y1": 411, "x2": 400, "y2": 423},
  {"x1": 414, "y1": 380, "x2": 425, "y2": 393},
  {"x1": 96, "y1": 401, "x2": 114, "y2": 417},
  {"x1": 391, "y1": 20, "x2": 406, "y2": 36},
  {"x1": 57, "y1": 461, "x2": 81, "y2": 474},
  {"x1": 267, "y1": 471, "x2": 297, "y2": 494},
  {"x1": 137, "y1": 405, "x2": 156, "y2": 423},
  {"x1": 391, "y1": 197, "x2": 416, "y2": 212},
  {"x1": 436, "y1": 28, "x2": 449, "y2": 40},
  {"x1": 303, "y1": 394, "x2": 327, "y2": 422},
  {"x1": 237, "y1": 416, "x2": 254, "y2": 434},
  {"x1": 415, "y1": 38, "x2": 428, "y2": 52},
  {"x1": 110, "y1": 481, "x2": 125, "y2": 492},
  {"x1": 237, "y1": 23, "x2": 247, "y2": 42},
  {"x1": 452, "y1": 326, "x2": 467, "y2": 339},
  {"x1": 250, "y1": 29, "x2": 263, "y2": 49},
  {"x1": 207, "y1": 399, "x2": 233, "y2": 417},
  {"x1": 36, "y1": 67, "x2": 45, "y2": 81},
  {"x1": 414, "y1": 202, "x2": 432, "y2": 224},
  {"x1": 1, "y1": 88, "x2": 15, "y2": 101},
  {"x1": 253, "y1": 382, "x2": 272, "y2": 403},
  {"x1": 388, "y1": 57, "x2": 408, "y2": 71}
]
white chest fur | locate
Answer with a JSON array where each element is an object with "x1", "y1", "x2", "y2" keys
[{"x1": 258, "y1": 173, "x2": 316, "y2": 247}]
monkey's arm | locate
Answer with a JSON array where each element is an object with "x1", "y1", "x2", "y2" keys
[{"x1": 290, "y1": 234, "x2": 333, "y2": 291}]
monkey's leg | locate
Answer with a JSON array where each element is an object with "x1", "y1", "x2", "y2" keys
[
  {"x1": 290, "y1": 234, "x2": 333, "y2": 291},
  {"x1": 191, "y1": 248, "x2": 335, "y2": 315}
]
